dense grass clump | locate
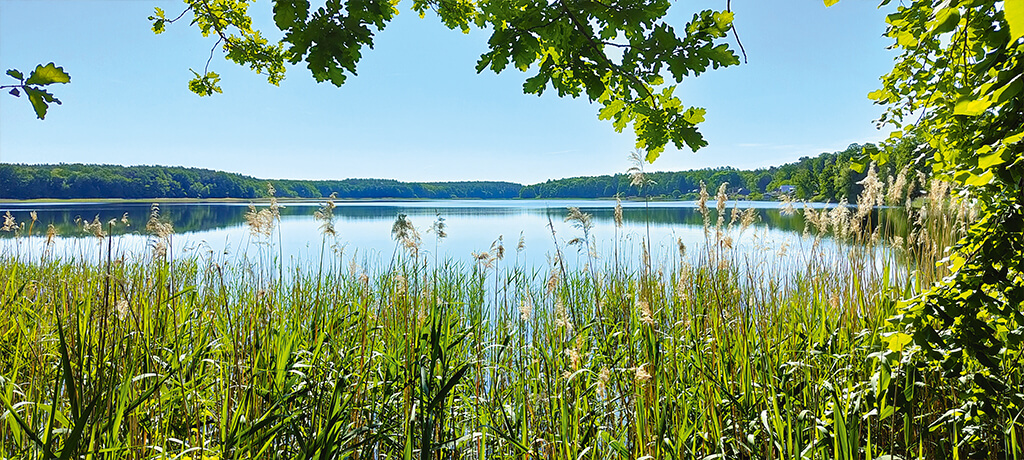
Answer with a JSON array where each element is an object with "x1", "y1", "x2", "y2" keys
[{"x1": 0, "y1": 177, "x2": 1020, "y2": 459}]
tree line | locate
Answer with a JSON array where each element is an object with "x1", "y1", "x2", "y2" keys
[
  {"x1": 0, "y1": 163, "x2": 521, "y2": 200},
  {"x1": 1, "y1": 141, "x2": 926, "y2": 202},
  {"x1": 523, "y1": 140, "x2": 927, "y2": 201}
]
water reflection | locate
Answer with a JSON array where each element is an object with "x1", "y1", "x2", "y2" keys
[{"x1": 0, "y1": 200, "x2": 908, "y2": 269}]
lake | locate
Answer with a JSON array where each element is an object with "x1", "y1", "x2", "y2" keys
[{"x1": 0, "y1": 199, "x2": 906, "y2": 271}]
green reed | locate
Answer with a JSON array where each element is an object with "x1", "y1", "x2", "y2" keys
[{"x1": 0, "y1": 178, "x2": 1020, "y2": 459}]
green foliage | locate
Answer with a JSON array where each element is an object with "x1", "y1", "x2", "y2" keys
[
  {"x1": 0, "y1": 163, "x2": 522, "y2": 200},
  {"x1": 3, "y1": 145, "x2": 920, "y2": 202},
  {"x1": 188, "y1": 69, "x2": 223, "y2": 96},
  {"x1": 2, "y1": 63, "x2": 71, "y2": 119},
  {"x1": 519, "y1": 141, "x2": 929, "y2": 201},
  {"x1": 837, "y1": 0, "x2": 1024, "y2": 453},
  {"x1": 1, "y1": 188, "x2": 1018, "y2": 458},
  {"x1": 153, "y1": 0, "x2": 739, "y2": 160},
  {"x1": 148, "y1": 0, "x2": 287, "y2": 94}
]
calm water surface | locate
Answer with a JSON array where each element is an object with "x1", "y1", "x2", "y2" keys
[{"x1": 0, "y1": 200, "x2": 907, "y2": 270}]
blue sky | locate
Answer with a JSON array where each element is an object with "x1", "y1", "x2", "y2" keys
[{"x1": 0, "y1": 1, "x2": 896, "y2": 184}]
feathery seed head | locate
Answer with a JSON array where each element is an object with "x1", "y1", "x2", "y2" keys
[
  {"x1": 519, "y1": 292, "x2": 533, "y2": 321},
  {"x1": 2, "y1": 211, "x2": 16, "y2": 232},
  {"x1": 698, "y1": 181, "x2": 709, "y2": 217},
  {"x1": 828, "y1": 199, "x2": 851, "y2": 239},
  {"x1": 597, "y1": 367, "x2": 611, "y2": 399},
  {"x1": 428, "y1": 211, "x2": 447, "y2": 240},
  {"x1": 638, "y1": 300, "x2": 654, "y2": 326},
  {"x1": 391, "y1": 213, "x2": 421, "y2": 255},
  {"x1": 716, "y1": 183, "x2": 728, "y2": 216},
  {"x1": 85, "y1": 215, "x2": 106, "y2": 239},
  {"x1": 856, "y1": 163, "x2": 884, "y2": 219},
  {"x1": 634, "y1": 364, "x2": 652, "y2": 384},
  {"x1": 245, "y1": 204, "x2": 275, "y2": 238},
  {"x1": 116, "y1": 299, "x2": 130, "y2": 321},
  {"x1": 627, "y1": 151, "x2": 646, "y2": 189},
  {"x1": 546, "y1": 255, "x2": 561, "y2": 295},
  {"x1": 565, "y1": 347, "x2": 581, "y2": 370},
  {"x1": 393, "y1": 274, "x2": 407, "y2": 297},
  {"x1": 554, "y1": 298, "x2": 572, "y2": 331},
  {"x1": 491, "y1": 235, "x2": 505, "y2": 261},
  {"x1": 780, "y1": 194, "x2": 795, "y2": 216},
  {"x1": 887, "y1": 169, "x2": 908, "y2": 205},
  {"x1": 740, "y1": 208, "x2": 757, "y2": 233},
  {"x1": 614, "y1": 197, "x2": 624, "y2": 228},
  {"x1": 315, "y1": 198, "x2": 337, "y2": 237},
  {"x1": 45, "y1": 223, "x2": 58, "y2": 246}
]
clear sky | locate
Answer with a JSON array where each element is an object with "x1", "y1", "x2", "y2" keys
[{"x1": 0, "y1": 0, "x2": 896, "y2": 185}]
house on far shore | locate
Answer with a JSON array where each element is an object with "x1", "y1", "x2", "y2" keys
[{"x1": 778, "y1": 185, "x2": 796, "y2": 194}]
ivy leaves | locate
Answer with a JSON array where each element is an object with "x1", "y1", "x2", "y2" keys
[
  {"x1": 2, "y1": 63, "x2": 71, "y2": 120},
  {"x1": 153, "y1": 0, "x2": 739, "y2": 162}
]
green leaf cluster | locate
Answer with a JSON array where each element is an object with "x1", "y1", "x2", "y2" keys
[
  {"x1": 2, "y1": 63, "x2": 71, "y2": 119},
  {"x1": 472, "y1": 3, "x2": 738, "y2": 161},
  {"x1": 153, "y1": 0, "x2": 740, "y2": 161},
  {"x1": 849, "y1": 0, "x2": 1024, "y2": 453},
  {"x1": 150, "y1": 0, "x2": 288, "y2": 94}
]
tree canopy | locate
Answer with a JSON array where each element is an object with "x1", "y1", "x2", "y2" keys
[
  {"x1": 149, "y1": 0, "x2": 740, "y2": 162},
  {"x1": 2, "y1": 144, "x2": 907, "y2": 201},
  {"x1": 849, "y1": 0, "x2": 1024, "y2": 453}
]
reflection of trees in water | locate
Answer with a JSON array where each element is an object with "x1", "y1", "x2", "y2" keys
[
  {"x1": 0, "y1": 203, "x2": 911, "y2": 240},
  {"x1": 0, "y1": 204, "x2": 252, "y2": 237},
  {"x1": 541, "y1": 206, "x2": 910, "y2": 237}
]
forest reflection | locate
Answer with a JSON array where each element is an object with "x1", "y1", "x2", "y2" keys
[{"x1": 0, "y1": 200, "x2": 909, "y2": 240}]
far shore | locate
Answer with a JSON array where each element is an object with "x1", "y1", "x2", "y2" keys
[{"x1": 0, "y1": 195, "x2": 785, "y2": 205}]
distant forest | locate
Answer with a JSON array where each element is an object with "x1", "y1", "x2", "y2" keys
[
  {"x1": 523, "y1": 141, "x2": 928, "y2": 202},
  {"x1": 1, "y1": 141, "x2": 927, "y2": 202}
]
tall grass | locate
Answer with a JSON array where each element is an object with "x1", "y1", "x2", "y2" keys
[{"x1": 0, "y1": 173, "x2": 1019, "y2": 459}]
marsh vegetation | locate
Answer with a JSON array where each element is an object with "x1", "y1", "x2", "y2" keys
[{"x1": 0, "y1": 170, "x2": 1020, "y2": 459}]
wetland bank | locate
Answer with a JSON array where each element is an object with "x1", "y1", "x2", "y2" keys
[{"x1": 3, "y1": 176, "x2": 1014, "y2": 459}]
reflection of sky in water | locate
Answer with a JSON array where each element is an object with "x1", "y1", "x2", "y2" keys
[{"x1": 0, "y1": 200, "x2": 901, "y2": 275}]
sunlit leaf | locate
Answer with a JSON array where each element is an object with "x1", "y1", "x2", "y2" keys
[
  {"x1": 884, "y1": 332, "x2": 913, "y2": 352},
  {"x1": 1007, "y1": 0, "x2": 1024, "y2": 42},
  {"x1": 978, "y1": 148, "x2": 1010, "y2": 169},
  {"x1": 24, "y1": 87, "x2": 56, "y2": 119},
  {"x1": 953, "y1": 96, "x2": 992, "y2": 116},
  {"x1": 895, "y1": 30, "x2": 919, "y2": 47},
  {"x1": 644, "y1": 146, "x2": 663, "y2": 163},
  {"x1": 682, "y1": 107, "x2": 706, "y2": 124},
  {"x1": 930, "y1": 8, "x2": 960, "y2": 34},
  {"x1": 598, "y1": 100, "x2": 625, "y2": 120},
  {"x1": 25, "y1": 63, "x2": 70, "y2": 86},
  {"x1": 963, "y1": 169, "x2": 995, "y2": 186}
]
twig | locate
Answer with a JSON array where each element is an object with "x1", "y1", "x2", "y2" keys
[{"x1": 727, "y1": 0, "x2": 748, "y2": 64}]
